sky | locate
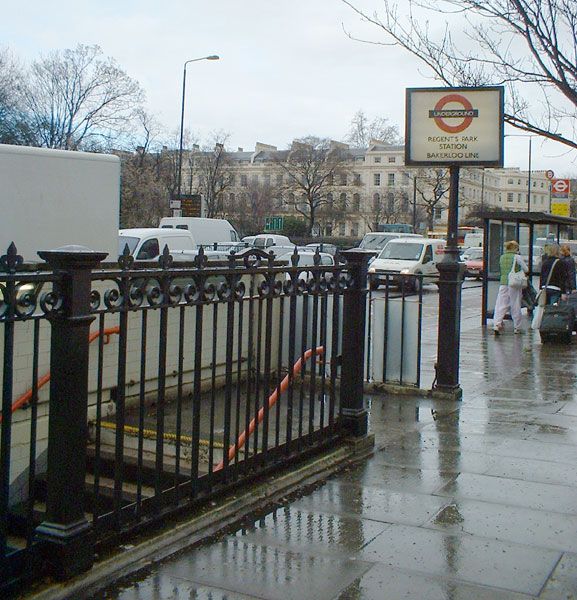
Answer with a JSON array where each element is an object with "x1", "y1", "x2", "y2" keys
[{"x1": 1, "y1": 0, "x2": 576, "y2": 176}]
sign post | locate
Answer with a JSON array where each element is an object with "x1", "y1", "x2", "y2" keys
[{"x1": 406, "y1": 86, "x2": 504, "y2": 399}]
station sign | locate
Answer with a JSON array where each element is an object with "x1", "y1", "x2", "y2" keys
[
  {"x1": 405, "y1": 86, "x2": 504, "y2": 167},
  {"x1": 551, "y1": 178, "x2": 570, "y2": 198},
  {"x1": 551, "y1": 178, "x2": 571, "y2": 217}
]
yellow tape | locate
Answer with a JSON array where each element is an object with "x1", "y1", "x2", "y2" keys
[{"x1": 99, "y1": 421, "x2": 224, "y2": 449}]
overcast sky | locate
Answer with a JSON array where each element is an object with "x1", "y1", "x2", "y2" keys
[{"x1": 2, "y1": 0, "x2": 575, "y2": 176}]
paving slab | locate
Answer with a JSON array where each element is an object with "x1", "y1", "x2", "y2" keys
[
  {"x1": 336, "y1": 563, "x2": 536, "y2": 600},
  {"x1": 358, "y1": 523, "x2": 561, "y2": 595}
]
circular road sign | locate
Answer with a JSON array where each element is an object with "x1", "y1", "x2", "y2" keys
[
  {"x1": 432, "y1": 93, "x2": 476, "y2": 134},
  {"x1": 545, "y1": 170, "x2": 555, "y2": 180},
  {"x1": 552, "y1": 179, "x2": 569, "y2": 194}
]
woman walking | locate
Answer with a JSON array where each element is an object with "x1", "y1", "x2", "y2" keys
[{"x1": 493, "y1": 240, "x2": 528, "y2": 335}]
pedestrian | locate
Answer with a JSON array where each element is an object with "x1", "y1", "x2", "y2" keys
[
  {"x1": 493, "y1": 240, "x2": 529, "y2": 335},
  {"x1": 540, "y1": 244, "x2": 568, "y2": 305},
  {"x1": 560, "y1": 244, "x2": 576, "y2": 293}
]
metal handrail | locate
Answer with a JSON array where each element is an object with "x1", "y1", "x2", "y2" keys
[{"x1": 0, "y1": 326, "x2": 120, "y2": 423}]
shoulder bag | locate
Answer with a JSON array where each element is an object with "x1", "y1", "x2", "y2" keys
[{"x1": 508, "y1": 255, "x2": 527, "y2": 289}]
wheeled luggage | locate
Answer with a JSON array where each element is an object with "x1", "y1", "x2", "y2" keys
[{"x1": 539, "y1": 304, "x2": 575, "y2": 344}]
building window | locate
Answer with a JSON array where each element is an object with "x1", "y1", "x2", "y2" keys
[
  {"x1": 240, "y1": 174, "x2": 248, "y2": 187},
  {"x1": 251, "y1": 174, "x2": 258, "y2": 184},
  {"x1": 340, "y1": 173, "x2": 347, "y2": 186},
  {"x1": 373, "y1": 193, "x2": 380, "y2": 211},
  {"x1": 327, "y1": 173, "x2": 334, "y2": 186},
  {"x1": 229, "y1": 192, "x2": 235, "y2": 204},
  {"x1": 354, "y1": 173, "x2": 361, "y2": 185},
  {"x1": 339, "y1": 222, "x2": 346, "y2": 236},
  {"x1": 388, "y1": 173, "x2": 395, "y2": 186},
  {"x1": 339, "y1": 192, "x2": 347, "y2": 209},
  {"x1": 388, "y1": 156, "x2": 396, "y2": 163},
  {"x1": 353, "y1": 193, "x2": 361, "y2": 211},
  {"x1": 374, "y1": 157, "x2": 381, "y2": 163},
  {"x1": 229, "y1": 174, "x2": 235, "y2": 185},
  {"x1": 327, "y1": 192, "x2": 334, "y2": 207},
  {"x1": 507, "y1": 193, "x2": 514, "y2": 202},
  {"x1": 374, "y1": 173, "x2": 381, "y2": 186},
  {"x1": 434, "y1": 208, "x2": 442, "y2": 219},
  {"x1": 508, "y1": 178, "x2": 514, "y2": 184},
  {"x1": 351, "y1": 223, "x2": 359, "y2": 237}
]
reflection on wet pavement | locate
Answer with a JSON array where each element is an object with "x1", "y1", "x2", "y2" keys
[{"x1": 93, "y1": 289, "x2": 577, "y2": 599}]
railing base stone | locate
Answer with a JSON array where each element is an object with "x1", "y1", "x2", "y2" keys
[{"x1": 35, "y1": 519, "x2": 95, "y2": 580}]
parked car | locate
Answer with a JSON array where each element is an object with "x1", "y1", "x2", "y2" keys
[
  {"x1": 461, "y1": 247, "x2": 484, "y2": 279},
  {"x1": 368, "y1": 238, "x2": 446, "y2": 291},
  {"x1": 306, "y1": 242, "x2": 338, "y2": 256},
  {"x1": 277, "y1": 250, "x2": 335, "y2": 282}
]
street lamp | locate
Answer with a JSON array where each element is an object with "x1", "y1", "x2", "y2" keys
[
  {"x1": 505, "y1": 134, "x2": 536, "y2": 212},
  {"x1": 177, "y1": 55, "x2": 220, "y2": 201}
]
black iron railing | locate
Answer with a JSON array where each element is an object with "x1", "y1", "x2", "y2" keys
[{"x1": 0, "y1": 243, "x2": 371, "y2": 595}]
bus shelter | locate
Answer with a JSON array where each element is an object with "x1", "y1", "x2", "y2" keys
[{"x1": 480, "y1": 211, "x2": 577, "y2": 325}]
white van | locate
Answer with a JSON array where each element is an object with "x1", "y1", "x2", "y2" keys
[
  {"x1": 359, "y1": 232, "x2": 423, "y2": 252},
  {"x1": 159, "y1": 217, "x2": 240, "y2": 247},
  {"x1": 463, "y1": 232, "x2": 483, "y2": 248},
  {"x1": 119, "y1": 228, "x2": 230, "y2": 262},
  {"x1": 368, "y1": 238, "x2": 446, "y2": 291}
]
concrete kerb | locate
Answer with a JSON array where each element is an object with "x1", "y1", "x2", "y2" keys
[{"x1": 26, "y1": 434, "x2": 375, "y2": 600}]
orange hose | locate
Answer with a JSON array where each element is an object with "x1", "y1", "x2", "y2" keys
[
  {"x1": 0, "y1": 326, "x2": 120, "y2": 422},
  {"x1": 215, "y1": 346, "x2": 325, "y2": 471}
]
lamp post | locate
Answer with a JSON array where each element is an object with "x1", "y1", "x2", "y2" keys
[
  {"x1": 505, "y1": 134, "x2": 536, "y2": 212},
  {"x1": 176, "y1": 55, "x2": 220, "y2": 201}
]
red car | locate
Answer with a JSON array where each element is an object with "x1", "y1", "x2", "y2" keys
[{"x1": 462, "y1": 247, "x2": 484, "y2": 279}]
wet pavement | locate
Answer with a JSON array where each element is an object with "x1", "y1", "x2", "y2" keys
[{"x1": 91, "y1": 288, "x2": 577, "y2": 599}]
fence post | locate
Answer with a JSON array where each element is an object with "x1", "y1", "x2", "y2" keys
[
  {"x1": 340, "y1": 250, "x2": 372, "y2": 437},
  {"x1": 34, "y1": 246, "x2": 107, "y2": 580}
]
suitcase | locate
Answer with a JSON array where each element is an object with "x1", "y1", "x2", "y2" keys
[{"x1": 540, "y1": 304, "x2": 575, "y2": 344}]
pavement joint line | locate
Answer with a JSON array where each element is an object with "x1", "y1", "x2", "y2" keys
[{"x1": 25, "y1": 434, "x2": 374, "y2": 600}]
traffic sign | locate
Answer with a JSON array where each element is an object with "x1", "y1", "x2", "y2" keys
[
  {"x1": 551, "y1": 178, "x2": 571, "y2": 198},
  {"x1": 265, "y1": 216, "x2": 284, "y2": 231}
]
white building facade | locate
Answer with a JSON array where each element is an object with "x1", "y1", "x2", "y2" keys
[{"x1": 182, "y1": 141, "x2": 552, "y2": 237}]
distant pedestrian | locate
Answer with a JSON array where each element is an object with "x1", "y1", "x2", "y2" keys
[
  {"x1": 540, "y1": 244, "x2": 568, "y2": 305},
  {"x1": 560, "y1": 244, "x2": 576, "y2": 293},
  {"x1": 493, "y1": 240, "x2": 528, "y2": 335}
]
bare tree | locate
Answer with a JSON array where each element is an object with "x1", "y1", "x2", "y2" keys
[
  {"x1": 414, "y1": 169, "x2": 451, "y2": 231},
  {"x1": 342, "y1": 0, "x2": 577, "y2": 150},
  {"x1": 275, "y1": 137, "x2": 351, "y2": 234},
  {"x1": 226, "y1": 180, "x2": 276, "y2": 235},
  {"x1": 0, "y1": 48, "x2": 35, "y2": 145},
  {"x1": 345, "y1": 110, "x2": 402, "y2": 147},
  {"x1": 191, "y1": 132, "x2": 235, "y2": 217},
  {"x1": 22, "y1": 44, "x2": 143, "y2": 150},
  {"x1": 362, "y1": 189, "x2": 411, "y2": 231}
]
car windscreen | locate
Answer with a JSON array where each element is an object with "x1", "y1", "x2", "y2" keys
[
  {"x1": 119, "y1": 236, "x2": 140, "y2": 256},
  {"x1": 360, "y1": 234, "x2": 396, "y2": 250},
  {"x1": 379, "y1": 242, "x2": 424, "y2": 261}
]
